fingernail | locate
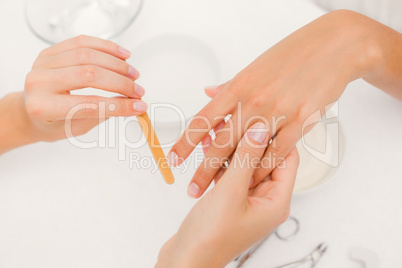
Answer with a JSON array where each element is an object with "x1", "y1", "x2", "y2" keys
[
  {"x1": 119, "y1": 46, "x2": 131, "y2": 57},
  {"x1": 133, "y1": 101, "x2": 147, "y2": 112},
  {"x1": 167, "y1": 151, "x2": 178, "y2": 167},
  {"x1": 135, "y1": 84, "x2": 145, "y2": 97},
  {"x1": 205, "y1": 85, "x2": 219, "y2": 91},
  {"x1": 249, "y1": 178, "x2": 254, "y2": 187},
  {"x1": 187, "y1": 182, "x2": 200, "y2": 198},
  {"x1": 248, "y1": 122, "x2": 268, "y2": 144},
  {"x1": 129, "y1": 65, "x2": 140, "y2": 79}
]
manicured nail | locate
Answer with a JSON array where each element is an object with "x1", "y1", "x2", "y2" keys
[
  {"x1": 167, "y1": 151, "x2": 178, "y2": 167},
  {"x1": 129, "y1": 65, "x2": 140, "y2": 79},
  {"x1": 135, "y1": 84, "x2": 145, "y2": 97},
  {"x1": 205, "y1": 85, "x2": 219, "y2": 91},
  {"x1": 248, "y1": 122, "x2": 268, "y2": 144},
  {"x1": 249, "y1": 178, "x2": 254, "y2": 187},
  {"x1": 133, "y1": 101, "x2": 147, "y2": 112},
  {"x1": 187, "y1": 182, "x2": 200, "y2": 198},
  {"x1": 119, "y1": 46, "x2": 131, "y2": 57}
]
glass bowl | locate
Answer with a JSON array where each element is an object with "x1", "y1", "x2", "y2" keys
[{"x1": 25, "y1": 0, "x2": 143, "y2": 44}]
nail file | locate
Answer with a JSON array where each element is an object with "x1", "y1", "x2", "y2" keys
[{"x1": 137, "y1": 112, "x2": 175, "y2": 184}]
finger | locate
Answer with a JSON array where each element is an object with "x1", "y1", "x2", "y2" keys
[
  {"x1": 28, "y1": 95, "x2": 148, "y2": 121},
  {"x1": 204, "y1": 81, "x2": 229, "y2": 98},
  {"x1": 270, "y1": 146, "x2": 299, "y2": 200},
  {"x1": 250, "y1": 147, "x2": 299, "y2": 209},
  {"x1": 213, "y1": 120, "x2": 226, "y2": 136},
  {"x1": 30, "y1": 66, "x2": 144, "y2": 98},
  {"x1": 201, "y1": 120, "x2": 226, "y2": 155},
  {"x1": 219, "y1": 122, "x2": 270, "y2": 194},
  {"x1": 36, "y1": 48, "x2": 140, "y2": 80},
  {"x1": 167, "y1": 90, "x2": 237, "y2": 167},
  {"x1": 212, "y1": 152, "x2": 233, "y2": 185},
  {"x1": 67, "y1": 118, "x2": 104, "y2": 137},
  {"x1": 39, "y1": 35, "x2": 131, "y2": 60},
  {"x1": 62, "y1": 95, "x2": 148, "y2": 119},
  {"x1": 251, "y1": 123, "x2": 301, "y2": 187},
  {"x1": 188, "y1": 113, "x2": 247, "y2": 198},
  {"x1": 201, "y1": 134, "x2": 212, "y2": 155}
]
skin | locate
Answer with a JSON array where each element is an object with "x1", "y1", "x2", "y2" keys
[
  {"x1": 0, "y1": 35, "x2": 147, "y2": 155},
  {"x1": 167, "y1": 9, "x2": 402, "y2": 198},
  {"x1": 1, "y1": 9, "x2": 401, "y2": 268},
  {"x1": 156, "y1": 123, "x2": 299, "y2": 268}
]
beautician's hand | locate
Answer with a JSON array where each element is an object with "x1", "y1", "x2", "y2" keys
[
  {"x1": 23, "y1": 35, "x2": 147, "y2": 141},
  {"x1": 156, "y1": 123, "x2": 299, "y2": 268},
  {"x1": 0, "y1": 35, "x2": 147, "y2": 154},
  {"x1": 168, "y1": 9, "x2": 402, "y2": 197}
]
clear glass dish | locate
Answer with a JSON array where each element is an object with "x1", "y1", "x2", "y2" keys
[{"x1": 25, "y1": 0, "x2": 144, "y2": 44}]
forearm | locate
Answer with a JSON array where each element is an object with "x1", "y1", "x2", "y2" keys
[
  {"x1": 0, "y1": 92, "x2": 37, "y2": 155},
  {"x1": 364, "y1": 25, "x2": 402, "y2": 100},
  {"x1": 336, "y1": 10, "x2": 402, "y2": 100}
]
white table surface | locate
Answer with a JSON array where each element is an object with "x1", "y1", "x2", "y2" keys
[{"x1": 0, "y1": 0, "x2": 401, "y2": 267}]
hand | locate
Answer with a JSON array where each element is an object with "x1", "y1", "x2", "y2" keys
[
  {"x1": 156, "y1": 122, "x2": 299, "y2": 268},
  {"x1": 167, "y1": 10, "x2": 385, "y2": 198},
  {"x1": 22, "y1": 35, "x2": 147, "y2": 143}
]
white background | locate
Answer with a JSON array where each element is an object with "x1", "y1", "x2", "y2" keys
[{"x1": 0, "y1": 0, "x2": 401, "y2": 267}]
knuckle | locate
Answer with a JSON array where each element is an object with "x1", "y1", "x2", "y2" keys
[
  {"x1": 79, "y1": 65, "x2": 97, "y2": 83},
  {"x1": 75, "y1": 48, "x2": 93, "y2": 64},
  {"x1": 82, "y1": 95, "x2": 99, "y2": 105},
  {"x1": 25, "y1": 97, "x2": 44, "y2": 118},
  {"x1": 250, "y1": 96, "x2": 268, "y2": 109},
  {"x1": 119, "y1": 100, "x2": 133, "y2": 116},
  {"x1": 24, "y1": 71, "x2": 40, "y2": 92},
  {"x1": 272, "y1": 96, "x2": 288, "y2": 113},
  {"x1": 74, "y1": 35, "x2": 90, "y2": 46},
  {"x1": 121, "y1": 77, "x2": 135, "y2": 96},
  {"x1": 295, "y1": 104, "x2": 311, "y2": 123},
  {"x1": 79, "y1": 96, "x2": 99, "y2": 115}
]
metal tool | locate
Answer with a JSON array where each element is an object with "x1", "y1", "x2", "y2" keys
[
  {"x1": 235, "y1": 216, "x2": 300, "y2": 268},
  {"x1": 274, "y1": 243, "x2": 328, "y2": 268}
]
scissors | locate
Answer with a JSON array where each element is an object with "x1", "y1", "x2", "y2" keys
[
  {"x1": 235, "y1": 216, "x2": 300, "y2": 268},
  {"x1": 274, "y1": 243, "x2": 328, "y2": 268}
]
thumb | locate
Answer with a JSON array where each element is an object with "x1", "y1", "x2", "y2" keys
[{"x1": 220, "y1": 122, "x2": 270, "y2": 192}]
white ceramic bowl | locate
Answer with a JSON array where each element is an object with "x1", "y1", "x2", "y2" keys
[{"x1": 293, "y1": 116, "x2": 345, "y2": 196}]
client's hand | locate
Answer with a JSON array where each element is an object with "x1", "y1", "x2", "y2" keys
[
  {"x1": 167, "y1": 10, "x2": 398, "y2": 198},
  {"x1": 156, "y1": 122, "x2": 299, "y2": 268}
]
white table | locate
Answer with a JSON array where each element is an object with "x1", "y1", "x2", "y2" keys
[{"x1": 0, "y1": 0, "x2": 401, "y2": 267}]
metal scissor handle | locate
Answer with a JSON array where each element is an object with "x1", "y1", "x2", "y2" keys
[
  {"x1": 274, "y1": 243, "x2": 328, "y2": 268},
  {"x1": 235, "y1": 216, "x2": 300, "y2": 268}
]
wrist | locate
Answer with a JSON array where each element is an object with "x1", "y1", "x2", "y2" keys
[
  {"x1": 0, "y1": 92, "x2": 39, "y2": 154},
  {"x1": 156, "y1": 236, "x2": 228, "y2": 268},
  {"x1": 324, "y1": 10, "x2": 383, "y2": 81}
]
